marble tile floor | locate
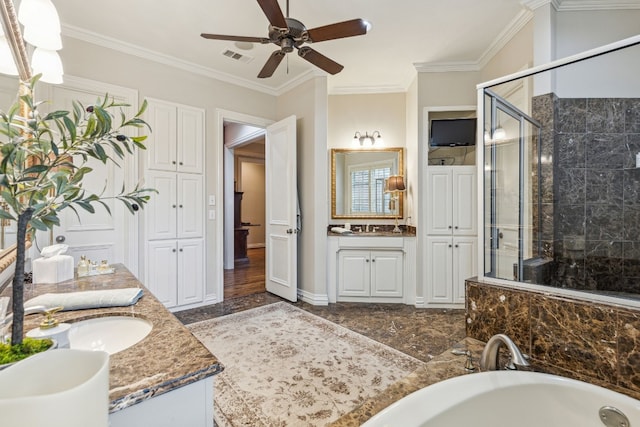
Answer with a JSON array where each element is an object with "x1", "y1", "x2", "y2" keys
[
  {"x1": 176, "y1": 294, "x2": 469, "y2": 425},
  {"x1": 175, "y1": 293, "x2": 466, "y2": 364}
]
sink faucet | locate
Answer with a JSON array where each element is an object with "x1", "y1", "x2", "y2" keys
[
  {"x1": 479, "y1": 333, "x2": 530, "y2": 371},
  {"x1": 1, "y1": 297, "x2": 48, "y2": 342}
]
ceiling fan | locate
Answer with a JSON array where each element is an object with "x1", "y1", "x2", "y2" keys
[{"x1": 201, "y1": 0, "x2": 368, "y2": 78}]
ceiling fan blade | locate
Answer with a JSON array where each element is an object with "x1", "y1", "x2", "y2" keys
[
  {"x1": 257, "y1": 0, "x2": 288, "y2": 28},
  {"x1": 201, "y1": 33, "x2": 270, "y2": 44},
  {"x1": 306, "y1": 19, "x2": 367, "y2": 43},
  {"x1": 297, "y1": 47, "x2": 343, "y2": 75},
  {"x1": 258, "y1": 50, "x2": 286, "y2": 78}
]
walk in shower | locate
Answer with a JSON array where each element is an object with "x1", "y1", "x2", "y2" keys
[{"x1": 479, "y1": 35, "x2": 640, "y2": 301}]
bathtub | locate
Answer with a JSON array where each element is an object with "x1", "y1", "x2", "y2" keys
[{"x1": 362, "y1": 371, "x2": 640, "y2": 427}]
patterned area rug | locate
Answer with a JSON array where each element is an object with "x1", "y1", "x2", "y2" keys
[{"x1": 188, "y1": 302, "x2": 425, "y2": 427}]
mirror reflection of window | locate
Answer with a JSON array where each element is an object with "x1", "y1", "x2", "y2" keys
[{"x1": 349, "y1": 164, "x2": 392, "y2": 215}]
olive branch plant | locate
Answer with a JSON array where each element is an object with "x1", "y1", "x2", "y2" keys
[{"x1": 0, "y1": 76, "x2": 155, "y2": 348}]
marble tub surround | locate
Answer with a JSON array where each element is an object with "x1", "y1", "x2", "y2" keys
[
  {"x1": 466, "y1": 278, "x2": 640, "y2": 400},
  {"x1": 7, "y1": 265, "x2": 223, "y2": 412}
]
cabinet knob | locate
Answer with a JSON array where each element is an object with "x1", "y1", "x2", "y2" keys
[
  {"x1": 448, "y1": 225, "x2": 452, "y2": 229},
  {"x1": 179, "y1": 248, "x2": 183, "y2": 252},
  {"x1": 455, "y1": 226, "x2": 459, "y2": 229},
  {"x1": 372, "y1": 258, "x2": 376, "y2": 262},
  {"x1": 172, "y1": 160, "x2": 176, "y2": 165},
  {"x1": 172, "y1": 249, "x2": 176, "y2": 253},
  {"x1": 448, "y1": 244, "x2": 452, "y2": 248},
  {"x1": 455, "y1": 244, "x2": 459, "y2": 248},
  {"x1": 179, "y1": 205, "x2": 183, "y2": 208},
  {"x1": 172, "y1": 204, "x2": 177, "y2": 208},
  {"x1": 366, "y1": 259, "x2": 369, "y2": 263},
  {"x1": 179, "y1": 162, "x2": 183, "y2": 166}
]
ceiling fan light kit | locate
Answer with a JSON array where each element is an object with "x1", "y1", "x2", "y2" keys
[{"x1": 201, "y1": 0, "x2": 368, "y2": 78}]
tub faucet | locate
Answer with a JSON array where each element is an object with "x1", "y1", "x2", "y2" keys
[{"x1": 479, "y1": 333, "x2": 530, "y2": 371}]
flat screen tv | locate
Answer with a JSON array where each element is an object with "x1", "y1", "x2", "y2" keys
[{"x1": 430, "y1": 118, "x2": 477, "y2": 147}]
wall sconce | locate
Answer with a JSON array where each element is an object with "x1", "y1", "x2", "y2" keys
[
  {"x1": 353, "y1": 130, "x2": 383, "y2": 146},
  {"x1": 0, "y1": 0, "x2": 64, "y2": 84},
  {"x1": 385, "y1": 175, "x2": 406, "y2": 233}
]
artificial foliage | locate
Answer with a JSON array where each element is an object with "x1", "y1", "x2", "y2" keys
[{"x1": 0, "y1": 76, "x2": 154, "y2": 347}]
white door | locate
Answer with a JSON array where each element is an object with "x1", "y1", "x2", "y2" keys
[
  {"x1": 45, "y1": 78, "x2": 140, "y2": 273},
  {"x1": 177, "y1": 174, "x2": 203, "y2": 239},
  {"x1": 453, "y1": 236, "x2": 477, "y2": 303},
  {"x1": 426, "y1": 168, "x2": 453, "y2": 235},
  {"x1": 265, "y1": 116, "x2": 297, "y2": 301},
  {"x1": 146, "y1": 171, "x2": 177, "y2": 241},
  {"x1": 452, "y1": 167, "x2": 477, "y2": 235},
  {"x1": 370, "y1": 251, "x2": 403, "y2": 298},
  {"x1": 146, "y1": 240, "x2": 178, "y2": 307},
  {"x1": 338, "y1": 250, "x2": 370, "y2": 297},
  {"x1": 177, "y1": 106, "x2": 204, "y2": 174},
  {"x1": 177, "y1": 239, "x2": 204, "y2": 306},
  {"x1": 427, "y1": 236, "x2": 454, "y2": 303}
]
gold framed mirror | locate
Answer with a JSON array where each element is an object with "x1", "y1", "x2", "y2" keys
[{"x1": 331, "y1": 147, "x2": 404, "y2": 220}]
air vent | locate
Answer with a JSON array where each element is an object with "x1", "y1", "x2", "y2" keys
[{"x1": 221, "y1": 49, "x2": 254, "y2": 64}]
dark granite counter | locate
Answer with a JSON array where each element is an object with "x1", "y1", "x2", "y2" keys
[{"x1": 13, "y1": 264, "x2": 223, "y2": 413}]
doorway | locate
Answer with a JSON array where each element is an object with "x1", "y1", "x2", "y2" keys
[{"x1": 222, "y1": 121, "x2": 266, "y2": 299}]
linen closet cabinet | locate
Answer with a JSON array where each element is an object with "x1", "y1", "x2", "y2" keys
[{"x1": 143, "y1": 98, "x2": 205, "y2": 310}]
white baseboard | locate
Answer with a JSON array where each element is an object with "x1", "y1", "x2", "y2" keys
[
  {"x1": 414, "y1": 296, "x2": 425, "y2": 308},
  {"x1": 297, "y1": 289, "x2": 329, "y2": 306}
]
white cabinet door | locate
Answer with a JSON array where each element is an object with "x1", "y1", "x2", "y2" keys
[
  {"x1": 177, "y1": 239, "x2": 204, "y2": 306},
  {"x1": 453, "y1": 237, "x2": 477, "y2": 303},
  {"x1": 426, "y1": 168, "x2": 453, "y2": 235},
  {"x1": 338, "y1": 250, "x2": 370, "y2": 297},
  {"x1": 371, "y1": 251, "x2": 403, "y2": 297},
  {"x1": 146, "y1": 240, "x2": 178, "y2": 307},
  {"x1": 177, "y1": 107, "x2": 204, "y2": 174},
  {"x1": 177, "y1": 174, "x2": 203, "y2": 239},
  {"x1": 146, "y1": 171, "x2": 177, "y2": 241},
  {"x1": 453, "y1": 168, "x2": 477, "y2": 235},
  {"x1": 146, "y1": 99, "x2": 177, "y2": 172},
  {"x1": 426, "y1": 237, "x2": 454, "y2": 303}
]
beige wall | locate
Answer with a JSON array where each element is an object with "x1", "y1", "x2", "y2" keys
[
  {"x1": 277, "y1": 77, "x2": 328, "y2": 302},
  {"x1": 480, "y1": 20, "x2": 534, "y2": 83},
  {"x1": 239, "y1": 161, "x2": 266, "y2": 247},
  {"x1": 327, "y1": 93, "x2": 406, "y2": 149},
  {"x1": 58, "y1": 36, "x2": 279, "y2": 298}
]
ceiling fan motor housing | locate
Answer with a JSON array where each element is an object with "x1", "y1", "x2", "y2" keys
[{"x1": 269, "y1": 17, "x2": 308, "y2": 50}]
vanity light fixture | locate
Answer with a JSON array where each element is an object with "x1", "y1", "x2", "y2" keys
[
  {"x1": 385, "y1": 175, "x2": 406, "y2": 233},
  {"x1": 353, "y1": 130, "x2": 383, "y2": 146}
]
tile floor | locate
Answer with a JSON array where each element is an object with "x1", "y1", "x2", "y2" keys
[{"x1": 175, "y1": 293, "x2": 466, "y2": 363}]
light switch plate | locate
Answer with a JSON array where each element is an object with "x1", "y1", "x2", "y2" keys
[
  {"x1": 208, "y1": 210, "x2": 215, "y2": 220},
  {"x1": 208, "y1": 195, "x2": 216, "y2": 206}
]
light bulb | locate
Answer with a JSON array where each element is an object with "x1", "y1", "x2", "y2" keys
[
  {"x1": 31, "y1": 48, "x2": 64, "y2": 84},
  {"x1": 0, "y1": 36, "x2": 18, "y2": 76},
  {"x1": 19, "y1": 0, "x2": 62, "y2": 50}
]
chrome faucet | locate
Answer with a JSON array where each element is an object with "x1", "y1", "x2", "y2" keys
[{"x1": 479, "y1": 333, "x2": 530, "y2": 371}]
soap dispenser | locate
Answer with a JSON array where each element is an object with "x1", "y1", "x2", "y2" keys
[{"x1": 26, "y1": 306, "x2": 70, "y2": 348}]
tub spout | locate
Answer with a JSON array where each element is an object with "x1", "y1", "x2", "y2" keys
[{"x1": 479, "y1": 334, "x2": 530, "y2": 371}]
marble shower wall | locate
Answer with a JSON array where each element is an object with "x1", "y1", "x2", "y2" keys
[
  {"x1": 531, "y1": 94, "x2": 640, "y2": 294},
  {"x1": 466, "y1": 279, "x2": 640, "y2": 399}
]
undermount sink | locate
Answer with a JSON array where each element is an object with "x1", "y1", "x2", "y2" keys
[{"x1": 68, "y1": 316, "x2": 152, "y2": 355}]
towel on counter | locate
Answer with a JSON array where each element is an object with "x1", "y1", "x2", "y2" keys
[{"x1": 24, "y1": 288, "x2": 144, "y2": 311}]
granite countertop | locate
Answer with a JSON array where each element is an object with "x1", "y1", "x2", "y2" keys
[{"x1": 16, "y1": 264, "x2": 223, "y2": 413}]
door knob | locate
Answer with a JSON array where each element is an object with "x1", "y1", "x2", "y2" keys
[
  {"x1": 55, "y1": 235, "x2": 66, "y2": 243},
  {"x1": 286, "y1": 229, "x2": 293, "y2": 234}
]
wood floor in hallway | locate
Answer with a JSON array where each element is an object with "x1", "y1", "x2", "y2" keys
[{"x1": 224, "y1": 247, "x2": 265, "y2": 299}]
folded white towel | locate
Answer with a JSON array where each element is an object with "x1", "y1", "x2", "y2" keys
[{"x1": 24, "y1": 288, "x2": 144, "y2": 311}]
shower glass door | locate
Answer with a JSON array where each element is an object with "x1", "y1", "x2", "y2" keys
[{"x1": 484, "y1": 90, "x2": 541, "y2": 281}]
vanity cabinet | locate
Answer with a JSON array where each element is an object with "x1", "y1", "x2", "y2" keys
[
  {"x1": 145, "y1": 98, "x2": 204, "y2": 174},
  {"x1": 425, "y1": 166, "x2": 477, "y2": 306},
  {"x1": 143, "y1": 98, "x2": 206, "y2": 311},
  {"x1": 338, "y1": 250, "x2": 403, "y2": 299},
  {"x1": 327, "y1": 236, "x2": 415, "y2": 304}
]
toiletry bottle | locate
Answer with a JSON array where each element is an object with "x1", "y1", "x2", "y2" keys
[{"x1": 77, "y1": 255, "x2": 89, "y2": 276}]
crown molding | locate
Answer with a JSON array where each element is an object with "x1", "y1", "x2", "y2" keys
[
  {"x1": 522, "y1": 0, "x2": 640, "y2": 10},
  {"x1": 63, "y1": 24, "x2": 287, "y2": 97},
  {"x1": 477, "y1": 9, "x2": 534, "y2": 68},
  {"x1": 414, "y1": 9, "x2": 533, "y2": 74}
]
